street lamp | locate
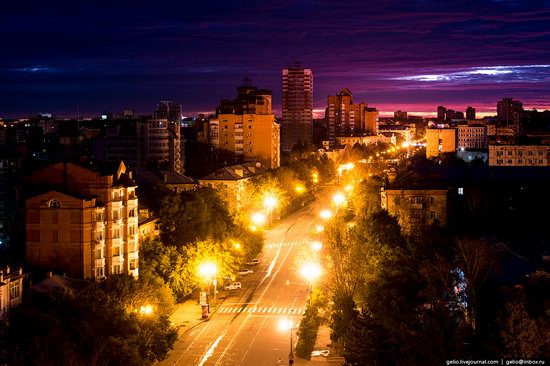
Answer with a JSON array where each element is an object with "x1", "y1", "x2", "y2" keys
[
  {"x1": 251, "y1": 212, "x2": 266, "y2": 228},
  {"x1": 301, "y1": 262, "x2": 321, "y2": 294},
  {"x1": 319, "y1": 209, "x2": 333, "y2": 220},
  {"x1": 332, "y1": 192, "x2": 346, "y2": 208},
  {"x1": 263, "y1": 195, "x2": 277, "y2": 226},
  {"x1": 311, "y1": 241, "x2": 322, "y2": 252},
  {"x1": 279, "y1": 318, "x2": 295, "y2": 365},
  {"x1": 139, "y1": 304, "x2": 154, "y2": 316},
  {"x1": 198, "y1": 262, "x2": 218, "y2": 303}
]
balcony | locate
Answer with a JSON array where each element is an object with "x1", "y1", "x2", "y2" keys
[
  {"x1": 127, "y1": 251, "x2": 139, "y2": 261},
  {"x1": 93, "y1": 240, "x2": 104, "y2": 251},
  {"x1": 94, "y1": 258, "x2": 106, "y2": 269},
  {"x1": 411, "y1": 203, "x2": 423, "y2": 209},
  {"x1": 112, "y1": 255, "x2": 125, "y2": 265}
]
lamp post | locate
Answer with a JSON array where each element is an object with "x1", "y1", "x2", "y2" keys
[
  {"x1": 279, "y1": 319, "x2": 295, "y2": 365},
  {"x1": 332, "y1": 192, "x2": 346, "y2": 211},
  {"x1": 198, "y1": 262, "x2": 218, "y2": 304},
  {"x1": 301, "y1": 262, "x2": 321, "y2": 294},
  {"x1": 263, "y1": 195, "x2": 277, "y2": 227}
]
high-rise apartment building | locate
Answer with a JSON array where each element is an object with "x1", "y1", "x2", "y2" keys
[
  {"x1": 325, "y1": 88, "x2": 379, "y2": 145},
  {"x1": 25, "y1": 162, "x2": 139, "y2": 280},
  {"x1": 497, "y1": 97, "x2": 523, "y2": 135},
  {"x1": 466, "y1": 106, "x2": 476, "y2": 120},
  {"x1": 214, "y1": 79, "x2": 280, "y2": 169},
  {"x1": 281, "y1": 63, "x2": 313, "y2": 152},
  {"x1": 154, "y1": 101, "x2": 182, "y2": 123},
  {"x1": 437, "y1": 106, "x2": 447, "y2": 121}
]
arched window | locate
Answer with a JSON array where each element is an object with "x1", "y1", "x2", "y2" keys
[{"x1": 48, "y1": 199, "x2": 60, "y2": 208}]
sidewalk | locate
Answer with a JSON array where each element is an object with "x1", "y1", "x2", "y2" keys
[
  {"x1": 169, "y1": 293, "x2": 224, "y2": 338},
  {"x1": 304, "y1": 324, "x2": 344, "y2": 365}
]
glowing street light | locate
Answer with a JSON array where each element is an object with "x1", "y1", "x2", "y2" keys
[
  {"x1": 295, "y1": 185, "x2": 305, "y2": 194},
  {"x1": 263, "y1": 195, "x2": 277, "y2": 226},
  {"x1": 319, "y1": 209, "x2": 333, "y2": 220},
  {"x1": 315, "y1": 224, "x2": 324, "y2": 233},
  {"x1": 332, "y1": 192, "x2": 346, "y2": 207},
  {"x1": 264, "y1": 196, "x2": 277, "y2": 210},
  {"x1": 344, "y1": 184, "x2": 353, "y2": 192},
  {"x1": 279, "y1": 318, "x2": 295, "y2": 365},
  {"x1": 198, "y1": 262, "x2": 218, "y2": 304},
  {"x1": 311, "y1": 241, "x2": 322, "y2": 252},
  {"x1": 251, "y1": 212, "x2": 266, "y2": 227},
  {"x1": 233, "y1": 242, "x2": 241, "y2": 250},
  {"x1": 301, "y1": 262, "x2": 322, "y2": 295},
  {"x1": 139, "y1": 304, "x2": 154, "y2": 316}
]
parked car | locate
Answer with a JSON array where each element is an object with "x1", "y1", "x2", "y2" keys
[
  {"x1": 238, "y1": 269, "x2": 253, "y2": 275},
  {"x1": 246, "y1": 259, "x2": 260, "y2": 266},
  {"x1": 224, "y1": 282, "x2": 242, "y2": 290},
  {"x1": 311, "y1": 350, "x2": 330, "y2": 357}
]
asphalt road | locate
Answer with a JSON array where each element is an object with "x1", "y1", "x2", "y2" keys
[{"x1": 160, "y1": 202, "x2": 324, "y2": 366}]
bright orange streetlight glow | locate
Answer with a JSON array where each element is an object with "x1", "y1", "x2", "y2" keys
[
  {"x1": 301, "y1": 262, "x2": 322, "y2": 282},
  {"x1": 319, "y1": 209, "x2": 333, "y2": 220},
  {"x1": 251, "y1": 212, "x2": 266, "y2": 226},
  {"x1": 333, "y1": 192, "x2": 346, "y2": 206},
  {"x1": 198, "y1": 262, "x2": 217, "y2": 278},
  {"x1": 263, "y1": 196, "x2": 277, "y2": 209},
  {"x1": 311, "y1": 241, "x2": 322, "y2": 252},
  {"x1": 279, "y1": 318, "x2": 293, "y2": 331},
  {"x1": 139, "y1": 304, "x2": 154, "y2": 316}
]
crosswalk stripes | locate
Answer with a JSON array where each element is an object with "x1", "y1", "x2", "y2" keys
[
  {"x1": 265, "y1": 240, "x2": 311, "y2": 248},
  {"x1": 217, "y1": 306, "x2": 304, "y2": 315}
]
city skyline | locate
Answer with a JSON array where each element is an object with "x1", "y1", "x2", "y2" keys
[{"x1": 2, "y1": 0, "x2": 550, "y2": 118}]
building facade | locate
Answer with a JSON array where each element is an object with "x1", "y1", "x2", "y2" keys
[
  {"x1": 91, "y1": 118, "x2": 182, "y2": 173},
  {"x1": 326, "y1": 88, "x2": 379, "y2": 146},
  {"x1": 0, "y1": 267, "x2": 24, "y2": 321},
  {"x1": 466, "y1": 106, "x2": 476, "y2": 120},
  {"x1": 215, "y1": 80, "x2": 280, "y2": 168},
  {"x1": 25, "y1": 162, "x2": 139, "y2": 280},
  {"x1": 497, "y1": 97, "x2": 523, "y2": 135},
  {"x1": 154, "y1": 101, "x2": 182, "y2": 123},
  {"x1": 381, "y1": 188, "x2": 448, "y2": 233},
  {"x1": 281, "y1": 63, "x2": 313, "y2": 152},
  {"x1": 457, "y1": 124, "x2": 487, "y2": 150},
  {"x1": 426, "y1": 128, "x2": 457, "y2": 158},
  {"x1": 488, "y1": 145, "x2": 550, "y2": 166}
]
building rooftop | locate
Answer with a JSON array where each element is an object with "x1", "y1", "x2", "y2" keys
[
  {"x1": 200, "y1": 162, "x2": 267, "y2": 181},
  {"x1": 387, "y1": 165, "x2": 550, "y2": 190}
]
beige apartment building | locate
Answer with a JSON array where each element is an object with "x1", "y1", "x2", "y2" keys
[
  {"x1": 489, "y1": 145, "x2": 550, "y2": 166},
  {"x1": 25, "y1": 161, "x2": 139, "y2": 280},
  {"x1": 215, "y1": 79, "x2": 280, "y2": 168},
  {"x1": 457, "y1": 124, "x2": 487, "y2": 150}
]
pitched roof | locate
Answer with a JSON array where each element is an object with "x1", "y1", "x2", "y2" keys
[{"x1": 200, "y1": 162, "x2": 267, "y2": 181}]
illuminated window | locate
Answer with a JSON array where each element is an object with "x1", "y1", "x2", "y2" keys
[
  {"x1": 458, "y1": 187, "x2": 464, "y2": 195},
  {"x1": 48, "y1": 200, "x2": 60, "y2": 208}
]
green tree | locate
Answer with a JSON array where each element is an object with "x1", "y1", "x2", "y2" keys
[
  {"x1": 5, "y1": 275, "x2": 177, "y2": 366},
  {"x1": 159, "y1": 187, "x2": 234, "y2": 247}
]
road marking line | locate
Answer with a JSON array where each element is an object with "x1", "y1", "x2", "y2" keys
[
  {"x1": 267, "y1": 308, "x2": 272, "y2": 313},
  {"x1": 298, "y1": 308, "x2": 302, "y2": 313},
  {"x1": 197, "y1": 330, "x2": 226, "y2": 366},
  {"x1": 262, "y1": 307, "x2": 267, "y2": 313},
  {"x1": 282, "y1": 308, "x2": 288, "y2": 314}
]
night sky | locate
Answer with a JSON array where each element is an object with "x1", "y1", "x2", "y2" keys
[{"x1": 2, "y1": 0, "x2": 550, "y2": 118}]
